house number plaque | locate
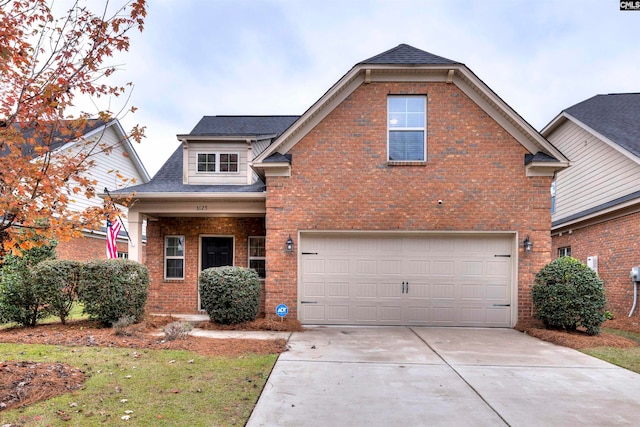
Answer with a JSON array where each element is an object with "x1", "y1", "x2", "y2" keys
[{"x1": 196, "y1": 205, "x2": 208, "y2": 211}]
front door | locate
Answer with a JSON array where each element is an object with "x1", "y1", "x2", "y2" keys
[
  {"x1": 201, "y1": 237, "x2": 234, "y2": 270},
  {"x1": 200, "y1": 237, "x2": 234, "y2": 310}
]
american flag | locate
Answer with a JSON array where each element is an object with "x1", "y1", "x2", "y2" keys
[{"x1": 106, "y1": 217, "x2": 122, "y2": 259}]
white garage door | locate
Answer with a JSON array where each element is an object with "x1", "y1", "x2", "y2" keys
[{"x1": 299, "y1": 233, "x2": 514, "y2": 327}]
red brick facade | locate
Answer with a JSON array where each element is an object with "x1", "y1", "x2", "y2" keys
[
  {"x1": 56, "y1": 235, "x2": 129, "y2": 262},
  {"x1": 552, "y1": 210, "x2": 640, "y2": 316},
  {"x1": 145, "y1": 217, "x2": 265, "y2": 314},
  {"x1": 141, "y1": 81, "x2": 556, "y2": 325},
  {"x1": 264, "y1": 82, "x2": 553, "y2": 322}
]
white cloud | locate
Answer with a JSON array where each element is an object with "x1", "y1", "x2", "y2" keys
[{"x1": 93, "y1": 0, "x2": 640, "y2": 175}]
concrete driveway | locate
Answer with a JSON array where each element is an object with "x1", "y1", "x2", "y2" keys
[{"x1": 247, "y1": 326, "x2": 640, "y2": 426}]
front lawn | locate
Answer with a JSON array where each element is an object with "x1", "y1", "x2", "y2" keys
[{"x1": 0, "y1": 343, "x2": 276, "y2": 426}]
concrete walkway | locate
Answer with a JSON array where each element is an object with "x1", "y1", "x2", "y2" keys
[{"x1": 247, "y1": 326, "x2": 640, "y2": 426}]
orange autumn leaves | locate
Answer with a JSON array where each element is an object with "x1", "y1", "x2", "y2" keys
[{"x1": 0, "y1": 0, "x2": 147, "y2": 255}]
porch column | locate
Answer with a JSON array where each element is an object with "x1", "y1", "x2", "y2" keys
[{"x1": 127, "y1": 211, "x2": 143, "y2": 262}]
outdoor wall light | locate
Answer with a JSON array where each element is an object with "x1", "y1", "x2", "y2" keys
[
  {"x1": 285, "y1": 235, "x2": 294, "y2": 252},
  {"x1": 523, "y1": 236, "x2": 533, "y2": 253}
]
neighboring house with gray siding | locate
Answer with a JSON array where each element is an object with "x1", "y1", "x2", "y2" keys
[{"x1": 542, "y1": 93, "x2": 640, "y2": 316}]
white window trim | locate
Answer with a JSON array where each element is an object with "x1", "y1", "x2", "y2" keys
[
  {"x1": 165, "y1": 235, "x2": 185, "y2": 280},
  {"x1": 196, "y1": 152, "x2": 240, "y2": 174},
  {"x1": 387, "y1": 95, "x2": 427, "y2": 162},
  {"x1": 558, "y1": 246, "x2": 571, "y2": 258},
  {"x1": 248, "y1": 236, "x2": 266, "y2": 280}
]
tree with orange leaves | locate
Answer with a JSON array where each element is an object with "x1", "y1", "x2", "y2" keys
[{"x1": 0, "y1": 0, "x2": 147, "y2": 255}]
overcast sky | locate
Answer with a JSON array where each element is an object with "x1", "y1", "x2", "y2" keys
[{"x1": 103, "y1": 0, "x2": 640, "y2": 175}]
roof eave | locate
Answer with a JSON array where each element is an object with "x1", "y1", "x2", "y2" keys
[
  {"x1": 525, "y1": 161, "x2": 570, "y2": 177},
  {"x1": 100, "y1": 191, "x2": 267, "y2": 203}
]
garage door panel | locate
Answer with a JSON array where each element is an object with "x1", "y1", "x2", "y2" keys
[
  {"x1": 302, "y1": 257, "x2": 326, "y2": 274},
  {"x1": 379, "y1": 259, "x2": 403, "y2": 274},
  {"x1": 461, "y1": 283, "x2": 484, "y2": 300},
  {"x1": 379, "y1": 282, "x2": 402, "y2": 298},
  {"x1": 303, "y1": 281, "x2": 325, "y2": 298},
  {"x1": 327, "y1": 258, "x2": 350, "y2": 274},
  {"x1": 354, "y1": 282, "x2": 377, "y2": 298},
  {"x1": 356, "y1": 259, "x2": 378, "y2": 274},
  {"x1": 300, "y1": 234, "x2": 513, "y2": 326},
  {"x1": 327, "y1": 282, "x2": 349, "y2": 298}
]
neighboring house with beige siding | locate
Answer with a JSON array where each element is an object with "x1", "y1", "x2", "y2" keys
[
  {"x1": 52, "y1": 119, "x2": 150, "y2": 261},
  {"x1": 542, "y1": 93, "x2": 640, "y2": 316}
]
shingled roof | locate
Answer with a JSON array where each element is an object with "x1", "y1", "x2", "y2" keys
[
  {"x1": 187, "y1": 115, "x2": 299, "y2": 137},
  {"x1": 358, "y1": 43, "x2": 459, "y2": 66},
  {"x1": 565, "y1": 93, "x2": 640, "y2": 158}
]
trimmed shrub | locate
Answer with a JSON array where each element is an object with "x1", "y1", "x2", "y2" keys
[
  {"x1": 78, "y1": 259, "x2": 149, "y2": 326},
  {"x1": 0, "y1": 242, "x2": 57, "y2": 326},
  {"x1": 532, "y1": 257, "x2": 606, "y2": 336},
  {"x1": 199, "y1": 266, "x2": 261, "y2": 324},
  {"x1": 32, "y1": 259, "x2": 83, "y2": 324}
]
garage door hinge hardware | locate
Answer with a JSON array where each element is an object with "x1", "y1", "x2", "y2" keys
[
  {"x1": 494, "y1": 254, "x2": 511, "y2": 257},
  {"x1": 301, "y1": 301, "x2": 318, "y2": 304},
  {"x1": 302, "y1": 252, "x2": 318, "y2": 255}
]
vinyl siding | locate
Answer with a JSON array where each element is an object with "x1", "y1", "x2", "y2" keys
[
  {"x1": 56, "y1": 125, "x2": 145, "y2": 214},
  {"x1": 187, "y1": 141, "x2": 249, "y2": 185},
  {"x1": 548, "y1": 120, "x2": 640, "y2": 222}
]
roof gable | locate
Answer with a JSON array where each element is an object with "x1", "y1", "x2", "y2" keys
[
  {"x1": 564, "y1": 93, "x2": 640, "y2": 158},
  {"x1": 254, "y1": 43, "x2": 568, "y2": 175},
  {"x1": 358, "y1": 43, "x2": 458, "y2": 65}
]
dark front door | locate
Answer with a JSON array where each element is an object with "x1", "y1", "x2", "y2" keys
[{"x1": 201, "y1": 237, "x2": 233, "y2": 270}]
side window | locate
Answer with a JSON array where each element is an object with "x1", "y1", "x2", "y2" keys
[
  {"x1": 551, "y1": 180, "x2": 556, "y2": 214},
  {"x1": 165, "y1": 236, "x2": 185, "y2": 279},
  {"x1": 248, "y1": 236, "x2": 266, "y2": 279},
  {"x1": 388, "y1": 96, "x2": 426, "y2": 161},
  {"x1": 558, "y1": 246, "x2": 571, "y2": 258}
]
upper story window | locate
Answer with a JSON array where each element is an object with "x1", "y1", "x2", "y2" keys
[
  {"x1": 197, "y1": 152, "x2": 239, "y2": 173},
  {"x1": 388, "y1": 96, "x2": 426, "y2": 161}
]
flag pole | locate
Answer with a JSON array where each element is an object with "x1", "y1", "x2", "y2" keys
[{"x1": 103, "y1": 187, "x2": 135, "y2": 247}]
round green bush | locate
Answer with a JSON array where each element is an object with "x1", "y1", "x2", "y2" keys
[
  {"x1": 77, "y1": 259, "x2": 149, "y2": 326},
  {"x1": 532, "y1": 257, "x2": 606, "y2": 336},
  {"x1": 33, "y1": 259, "x2": 83, "y2": 325},
  {"x1": 199, "y1": 266, "x2": 261, "y2": 324}
]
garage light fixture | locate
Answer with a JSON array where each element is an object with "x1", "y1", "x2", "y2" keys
[
  {"x1": 523, "y1": 236, "x2": 533, "y2": 253},
  {"x1": 285, "y1": 235, "x2": 294, "y2": 252}
]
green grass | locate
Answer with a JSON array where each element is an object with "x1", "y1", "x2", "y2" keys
[
  {"x1": 582, "y1": 347, "x2": 640, "y2": 374},
  {"x1": 0, "y1": 343, "x2": 277, "y2": 426},
  {"x1": 0, "y1": 302, "x2": 88, "y2": 329},
  {"x1": 580, "y1": 329, "x2": 640, "y2": 374}
]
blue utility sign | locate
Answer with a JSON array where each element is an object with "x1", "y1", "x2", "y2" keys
[{"x1": 276, "y1": 304, "x2": 289, "y2": 317}]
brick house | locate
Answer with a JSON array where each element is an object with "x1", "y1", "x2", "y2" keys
[
  {"x1": 542, "y1": 93, "x2": 640, "y2": 316},
  {"x1": 113, "y1": 44, "x2": 568, "y2": 327}
]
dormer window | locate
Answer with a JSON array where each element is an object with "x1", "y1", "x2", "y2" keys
[
  {"x1": 197, "y1": 153, "x2": 217, "y2": 172},
  {"x1": 197, "y1": 152, "x2": 239, "y2": 173}
]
